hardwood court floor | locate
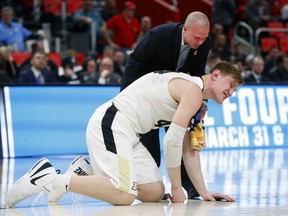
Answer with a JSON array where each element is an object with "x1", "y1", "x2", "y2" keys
[{"x1": 1, "y1": 148, "x2": 287, "y2": 216}]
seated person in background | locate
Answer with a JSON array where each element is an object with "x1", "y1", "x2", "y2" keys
[
  {"x1": 0, "y1": 6, "x2": 43, "y2": 52},
  {"x1": 97, "y1": 45, "x2": 115, "y2": 63},
  {"x1": 62, "y1": 49, "x2": 83, "y2": 72},
  {"x1": 232, "y1": 43, "x2": 247, "y2": 66},
  {"x1": 210, "y1": 23, "x2": 223, "y2": 41},
  {"x1": 268, "y1": 54, "x2": 288, "y2": 83},
  {"x1": 58, "y1": 61, "x2": 81, "y2": 85},
  {"x1": 78, "y1": 57, "x2": 98, "y2": 83},
  {"x1": 244, "y1": 55, "x2": 270, "y2": 84},
  {"x1": 0, "y1": 68, "x2": 12, "y2": 83},
  {"x1": 18, "y1": 51, "x2": 56, "y2": 84},
  {"x1": 62, "y1": 49, "x2": 77, "y2": 69},
  {"x1": 113, "y1": 49, "x2": 126, "y2": 76},
  {"x1": 264, "y1": 47, "x2": 281, "y2": 74},
  {"x1": 0, "y1": 46, "x2": 19, "y2": 81},
  {"x1": 96, "y1": 57, "x2": 121, "y2": 85},
  {"x1": 19, "y1": 41, "x2": 59, "y2": 81},
  {"x1": 205, "y1": 51, "x2": 221, "y2": 73},
  {"x1": 97, "y1": 46, "x2": 125, "y2": 77},
  {"x1": 211, "y1": 33, "x2": 232, "y2": 61}
]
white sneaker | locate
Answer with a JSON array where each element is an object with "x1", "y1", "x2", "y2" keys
[
  {"x1": 6, "y1": 158, "x2": 56, "y2": 208},
  {"x1": 48, "y1": 155, "x2": 93, "y2": 202}
]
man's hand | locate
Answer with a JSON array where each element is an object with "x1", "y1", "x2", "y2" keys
[
  {"x1": 201, "y1": 191, "x2": 236, "y2": 202},
  {"x1": 166, "y1": 187, "x2": 186, "y2": 203}
]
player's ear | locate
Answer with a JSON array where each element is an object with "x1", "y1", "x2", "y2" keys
[{"x1": 211, "y1": 69, "x2": 220, "y2": 80}]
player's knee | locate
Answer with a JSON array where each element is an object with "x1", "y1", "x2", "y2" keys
[
  {"x1": 113, "y1": 192, "x2": 136, "y2": 205},
  {"x1": 151, "y1": 182, "x2": 165, "y2": 201},
  {"x1": 138, "y1": 181, "x2": 165, "y2": 202}
]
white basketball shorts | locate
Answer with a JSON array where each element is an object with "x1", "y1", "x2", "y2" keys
[{"x1": 86, "y1": 101, "x2": 162, "y2": 196}]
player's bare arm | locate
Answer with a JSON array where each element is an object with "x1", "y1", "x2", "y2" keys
[
  {"x1": 164, "y1": 78, "x2": 203, "y2": 202},
  {"x1": 182, "y1": 123, "x2": 236, "y2": 202},
  {"x1": 168, "y1": 78, "x2": 203, "y2": 128}
]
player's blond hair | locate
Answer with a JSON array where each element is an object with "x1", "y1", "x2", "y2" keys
[{"x1": 209, "y1": 61, "x2": 244, "y2": 85}]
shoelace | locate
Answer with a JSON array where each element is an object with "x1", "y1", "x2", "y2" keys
[{"x1": 30, "y1": 169, "x2": 61, "y2": 207}]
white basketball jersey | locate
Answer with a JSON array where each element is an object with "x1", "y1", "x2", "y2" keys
[{"x1": 113, "y1": 71, "x2": 204, "y2": 134}]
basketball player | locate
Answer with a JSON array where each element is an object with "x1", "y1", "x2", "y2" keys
[{"x1": 7, "y1": 61, "x2": 243, "y2": 207}]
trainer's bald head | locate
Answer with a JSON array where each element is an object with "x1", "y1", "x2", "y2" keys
[
  {"x1": 183, "y1": 11, "x2": 210, "y2": 49},
  {"x1": 184, "y1": 11, "x2": 210, "y2": 30}
]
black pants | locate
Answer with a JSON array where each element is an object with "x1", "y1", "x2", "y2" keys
[{"x1": 140, "y1": 128, "x2": 199, "y2": 198}]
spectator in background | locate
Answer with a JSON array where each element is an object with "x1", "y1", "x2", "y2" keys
[
  {"x1": 140, "y1": 16, "x2": 152, "y2": 36},
  {"x1": 58, "y1": 62, "x2": 81, "y2": 85},
  {"x1": 232, "y1": 43, "x2": 247, "y2": 65},
  {"x1": 98, "y1": 46, "x2": 125, "y2": 77},
  {"x1": 0, "y1": 46, "x2": 19, "y2": 81},
  {"x1": 244, "y1": 55, "x2": 270, "y2": 84},
  {"x1": 62, "y1": 49, "x2": 79, "y2": 72},
  {"x1": 113, "y1": 49, "x2": 126, "y2": 76},
  {"x1": 98, "y1": 45, "x2": 115, "y2": 62},
  {"x1": 205, "y1": 51, "x2": 221, "y2": 73},
  {"x1": 78, "y1": 57, "x2": 98, "y2": 83},
  {"x1": 0, "y1": 68, "x2": 11, "y2": 83},
  {"x1": 101, "y1": 1, "x2": 141, "y2": 51},
  {"x1": 19, "y1": 41, "x2": 59, "y2": 80},
  {"x1": 210, "y1": 23, "x2": 223, "y2": 42},
  {"x1": 100, "y1": 0, "x2": 119, "y2": 21},
  {"x1": 18, "y1": 51, "x2": 56, "y2": 84},
  {"x1": 211, "y1": 33, "x2": 232, "y2": 61},
  {"x1": 269, "y1": 54, "x2": 288, "y2": 83},
  {"x1": 96, "y1": 57, "x2": 120, "y2": 85},
  {"x1": 72, "y1": 0, "x2": 105, "y2": 48},
  {"x1": 281, "y1": 3, "x2": 288, "y2": 22},
  {"x1": 234, "y1": 58, "x2": 247, "y2": 78},
  {"x1": 137, "y1": 16, "x2": 152, "y2": 43},
  {"x1": 246, "y1": 0, "x2": 274, "y2": 31},
  {"x1": 244, "y1": 53, "x2": 255, "y2": 71},
  {"x1": 264, "y1": 46, "x2": 281, "y2": 74},
  {"x1": 0, "y1": 6, "x2": 43, "y2": 52},
  {"x1": 212, "y1": 0, "x2": 236, "y2": 37}
]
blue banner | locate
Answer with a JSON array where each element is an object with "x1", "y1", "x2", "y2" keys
[
  {"x1": 3, "y1": 86, "x2": 119, "y2": 158},
  {"x1": 1, "y1": 85, "x2": 288, "y2": 158},
  {"x1": 205, "y1": 86, "x2": 288, "y2": 149}
]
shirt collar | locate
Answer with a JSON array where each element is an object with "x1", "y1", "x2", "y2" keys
[{"x1": 31, "y1": 66, "x2": 42, "y2": 77}]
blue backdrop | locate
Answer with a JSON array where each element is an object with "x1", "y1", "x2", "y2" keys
[{"x1": 1, "y1": 85, "x2": 287, "y2": 158}]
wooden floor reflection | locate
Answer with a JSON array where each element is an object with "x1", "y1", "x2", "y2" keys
[{"x1": 1, "y1": 148, "x2": 288, "y2": 216}]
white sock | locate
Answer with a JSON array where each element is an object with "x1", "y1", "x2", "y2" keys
[{"x1": 52, "y1": 175, "x2": 71, "y2": 193}]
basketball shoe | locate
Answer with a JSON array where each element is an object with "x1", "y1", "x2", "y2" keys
[
  {"x1": 48, "y1": 155, "x2": 93, "y2": 202},
  {"x1": 6, "y1": 158, "x2": 57, "y2": 208}
]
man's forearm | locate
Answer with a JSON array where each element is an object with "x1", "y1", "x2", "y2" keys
[
  {"x1": 167, "y1": 166, "x2": 182, "y2": 190},
  {"x1": 182, "y1": 133, "x2": 208, "y2": 195}
]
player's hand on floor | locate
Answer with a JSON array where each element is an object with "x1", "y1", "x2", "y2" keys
[
  {"x1": 201, "y1": 192, "x2": 236, "y2": 202},
  {"x1": 169, "y1": 187, "x2": 186, "y2": 203},
  {"x1": 210, "y1": 192, "x2": 236, "y2": 202}
]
